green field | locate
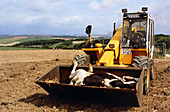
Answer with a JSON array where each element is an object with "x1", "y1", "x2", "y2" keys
[
  {"x1": 0, "y1": 38, "x2": 23, "y2": 44},
  {"x1": 0, "y1": 47, "x2": 45, "y2": 50},
  {"x1": 18, "y1": 37, "x2": 54, "y2": 42},
  {"x1": 49, "y1": 43, "x2": 61, "y2": 48},
  {"x1": 0, "y1": 37, "x2": 55, "y2": 44}
]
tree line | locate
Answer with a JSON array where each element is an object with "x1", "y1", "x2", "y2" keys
[
  {"x1": 155, "y1": 34, "x2": 170, "y2": 49},
  {"x1": 12, "y1": 34, "x2": 170, "y2": 49}
]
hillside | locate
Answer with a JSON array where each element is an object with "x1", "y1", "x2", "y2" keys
[{"x1": 0, "y1": 34, "x2": 169, "y2": 51}]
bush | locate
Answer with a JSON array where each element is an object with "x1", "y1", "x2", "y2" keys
[
  {"x1": 155, "y1": 37, "x2": 170, "y2": 49},
  {"x1": 14, "y1": 39, "x2": 64, "y2": 47},
  {"x1": 73, "y1": 42, "x2": 86, "y2": 49},
  {"x1": 166, "y1": 49, "x2": 170, "y2": 54},
  {"x1": 55, "y1": 40, "x2": 73, "y2": 49},
  {"x1": 155, "y1": 34, "x2": 170, "y2": 49},
  {"x1": 42, "y1": 45, "x2": 50, "y2": 49}
]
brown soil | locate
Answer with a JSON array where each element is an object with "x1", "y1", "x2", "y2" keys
[{"x1": 0, "y1": 50, "x2": 169, "y2": 112}]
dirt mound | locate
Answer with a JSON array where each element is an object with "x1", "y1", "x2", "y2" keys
[{"x1": 0, "y1": 50, "x2": 169, "y2": 112}]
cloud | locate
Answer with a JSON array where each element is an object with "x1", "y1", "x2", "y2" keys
[
  {"x1": 56, "y1": 16, "x2": 83, "y2": 25},
  {"x1": 0, "y1": 0, "x2": 169, "y2": 35},
  {"x1": 89, "y1": 0, "x2": 130, "y2": 10},
  {"x1": 149, "y1": 0, "x2": 170, "y2": 34},
  {"x1": 26, "y1": 0, "x2": 66, "y2": 12},
  {"x1": 0, "y1": 8, "x2": 85, "y2": 35}
]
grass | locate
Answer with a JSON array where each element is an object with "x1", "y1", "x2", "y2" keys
[
  {"x1": 0, "y1": 47, "x2": 45, "y2": 50},
  {"x1": 0, "y1": 37, "x2": 55, "y2": 44},
  {"x1": 17, "y1": 37, "x2": 54, "y2": 42},
  {"x1": 49, "y1": 43, "x2": 61, "y2": 48},
  {"x1": 166, "y1": 49, "x2": 170, "y2": 54},
  {"x1": 0, "y1": 38, "x2": 22, "y2": 44}
]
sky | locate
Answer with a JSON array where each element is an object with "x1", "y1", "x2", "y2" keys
[{"x1": 0, "y1": 0, "x2": 169, "y2": 35}]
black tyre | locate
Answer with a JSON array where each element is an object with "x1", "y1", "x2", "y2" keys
[
  {"x1": 132, "y1": 56, "x2": 150, "y2": 95},
  {"x1": 74, "y1": 54, "x2": 90, "y2": 65}
]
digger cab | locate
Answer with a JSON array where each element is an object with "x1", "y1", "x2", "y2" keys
[
  {"x1": 121, "y1": 7, "x2": 154, "y2": 55},
  {"x1": 120, "y1": 8, "x2": 155, "y2": 95}
]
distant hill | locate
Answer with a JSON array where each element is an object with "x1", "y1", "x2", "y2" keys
[
  {"x1": 0, "y1": 34, "x2": 169, "y2": 50},
  {"x1": 0, "y1": 34, "x2": 108, "y2": 39}
]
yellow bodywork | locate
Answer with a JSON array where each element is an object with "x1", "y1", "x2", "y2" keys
[
  {"x1": 80, "y1": 9, "x2": 154, "y2": 95},
  {"x1": 98, "y1": 50, "x2": 114, "y2": 66},
  {"x1": 99, "y1": 24, "x2": 123, "y2": 65},
  {"x1": 81, "y1": 48, "x2": 104, "y2": 64},
  {"x1": 81, "y1": 24, "x2": 148, "y2": 67}
]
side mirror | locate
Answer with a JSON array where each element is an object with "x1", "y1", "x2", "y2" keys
[{"x1": 85, "y1": 25, "x2": 92, "y2": 34}]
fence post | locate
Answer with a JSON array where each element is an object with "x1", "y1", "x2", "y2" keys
[{"x1": 163, "y1": 42, "x2": 166, "y2": 57}]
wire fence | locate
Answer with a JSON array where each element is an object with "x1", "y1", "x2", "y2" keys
[{"x1": 154, "y1": 43, "x2": 166, "y2": 58}]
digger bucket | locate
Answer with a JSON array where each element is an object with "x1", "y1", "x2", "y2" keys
[{"x1": 35, "y1": 65, "x2": 144, "y2": 106}]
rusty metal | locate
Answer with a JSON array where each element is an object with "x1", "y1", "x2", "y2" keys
[{"x1": 35, "y1": 65, "x2": 144, "y2": 106}]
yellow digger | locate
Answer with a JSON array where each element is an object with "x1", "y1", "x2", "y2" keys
[
  {"x1": 35, "y1": 7, "x2": 154, "y2": 106},
  {"x1": 77, "y1": 7, "x2": 154, "y2": 95}
]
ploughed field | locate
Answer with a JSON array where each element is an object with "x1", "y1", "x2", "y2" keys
[{"x1": 0, "y1": 50, "x2": 169, "y2": 112}]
